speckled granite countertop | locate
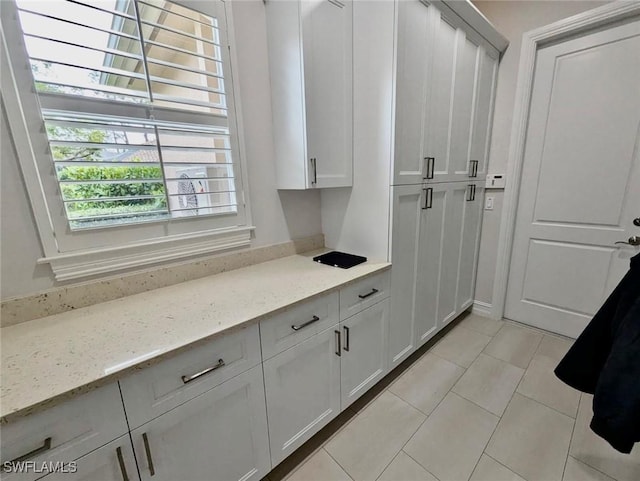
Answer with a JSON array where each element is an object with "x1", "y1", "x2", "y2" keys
[{"x1": 0, "y1": 252, "x2": 390, "y2": 422}]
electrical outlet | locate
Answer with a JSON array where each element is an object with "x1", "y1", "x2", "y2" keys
[{"x1": 485, "y1": 196, "x2": 494, "y2": 210}]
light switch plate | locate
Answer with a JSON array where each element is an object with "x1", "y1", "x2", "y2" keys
[
  {"x1": 486, "y1": 174, "x2": 506, "y2": 189},
  {"x1": 485, "y1": 196, "x2": 494, "y2": 210}
]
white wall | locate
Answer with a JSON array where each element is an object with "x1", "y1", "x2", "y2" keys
[
  {"x1": 0, "y1": 0, "x2": 322, "y2": 301},
  {"x1": 471, "y1": 0, "x2": 609, "y2": 306}
]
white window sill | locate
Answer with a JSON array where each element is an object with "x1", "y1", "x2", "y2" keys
[{"x1": 38, "y1": 226, "x2": 255, "y2": 282}]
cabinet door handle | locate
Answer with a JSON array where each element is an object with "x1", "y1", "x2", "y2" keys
[
  {"x1": 343, "y1": 326, "x2": 350, "y2": 352},
  {"x1": 422, "y1": 188, "x2": 433, "y2": 210},
  {"x1": 310, "y1": 158, "x2": 317, "y2": 185},
  {"x1": 467, "y1": 184, "x2": 474, "y2": 201},
  {"x1": 292, "y1": 315, "x2": 320, "y2": 331},
  {"x1": 425, "y1": 157, "x2": 435, "y2": 179},
  {"x1": 474, "y1": 160, "x2": 479, "y2": 177},
  {"x1": 142, "y1": 433, "x2": 156, "y2": 477},
  {"x1": 473, "y1": 184, "x2": 477, "y2": 201},
  {"x1": 358, "y1": 288, "x2": 379, "y2": 299},
  {"x1": 181, "y1": 358, "x2": 225, "y2": 384},
  {"x1": 335, "y1": 330, "x2": 341, "y2": 356},
  {"x1": 3, "y1": 437, "x2": 52, "y2": 468},
  {"x1": 116, "y1": 446, "x2": 130, "y2": 481},
  {"x1": 469, "y1": 160, "x2": 479, "y2": 178}
]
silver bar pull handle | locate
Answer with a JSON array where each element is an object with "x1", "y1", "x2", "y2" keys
[
  {"x1": 422, "y1": 188, "x2": 433, "y2": 210},
  {"x1": 4, "y1": 437, "x2": 52, "y2": 468},
  {"x1": 292, "y1": 315, "x2": 320, "y2": 331},
  {"x1": 142, "y1": 433, "x2": 156, "y2": 477},
  {"x1": 335, "y1": 330, "x2": 341, "y2": 357},
  {"x1": 343, "y1": 326, "x2": 350, "y2": 352},
  {"x1": 467, "y1": 184, "x2": 474, "y2": 201},
  {"x1": 358, "y1": 288, "x2": 379, "y2": 299},
  {"x1": 116, "y1": 446, "x2": 130, "y2": 481},
  {"x1": 181, "y1": 359, "x2": 225, "y2": 384}
]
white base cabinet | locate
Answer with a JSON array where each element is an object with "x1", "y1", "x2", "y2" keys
[
  {"x1": 131, "y1": 365, "x2": 271, "y2": 481},
  {"x1": 43, "y1": 436, "x2": 138, "y2": 481},
  {"x1": 263, "y1": 325, "x2": 341, "y2": 466},
  {"x1": 340, "y1": 299, "x2": 389, "y2": 409}
]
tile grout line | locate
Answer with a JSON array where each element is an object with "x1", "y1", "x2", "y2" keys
[
  {"x1": 482, "y1": 452, "x2": 528, "y2": 481},
  {"x1": 321, "y1": 447, "x2": 356, "y2": 481},
  {"x1": 514, "y1": 390, "x2": 578, "y2": 421},
  {"x1": 561, "y1": 412, "x2": 579, "y2": 481},
  {"x1": 401, "y1": 448, "x2": 443, "y2": 481}
]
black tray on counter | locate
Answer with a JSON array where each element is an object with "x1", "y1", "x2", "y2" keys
[{"x1": 313, "y1": 251, "x2": 367, "y2": 269}]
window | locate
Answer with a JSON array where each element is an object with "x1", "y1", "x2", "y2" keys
[{"x1": 1, "y1": 0, "x2": 252, "y2": 280}]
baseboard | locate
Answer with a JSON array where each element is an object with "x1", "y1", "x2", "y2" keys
[{"x1": 472, "y1": 300, "x2": 492, "y2": 317}]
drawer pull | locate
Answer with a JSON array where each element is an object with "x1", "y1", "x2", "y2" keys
[
  {"x1": 181, "y1": 359, "x2": 225, "y2": 384},
  {"x1": 142, "y1": 433, "x2": 156, "y2": 476},
  {"x1": 335, "y1": 330, "x2": 341, "y2": 357},
  {"x1": 358, "y1": 288, "x2": 379, "y2": 300},
  {"x1": 116, "y1": 446, "x2": 130, "y2": 481},
  {"x1": 4, "y1": 437, "x2": 52, "y2": 468},
  {"x1": 291, "y1": 315, "x2": 320, "y2": 331}
]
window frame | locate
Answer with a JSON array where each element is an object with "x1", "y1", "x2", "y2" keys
[{"x1": 1, "y1": 0, "x2": 254, "y2": 281}]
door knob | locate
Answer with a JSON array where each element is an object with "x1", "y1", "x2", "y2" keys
[
  {"x1": 634, "y1": 218, "x2": 640, "y2": 227},
  {"x1": 615, "y1": 236, "x2": 640, "y2": 246}
]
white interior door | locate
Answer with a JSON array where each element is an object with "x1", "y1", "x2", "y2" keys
[{"x1": 505, "y1": 19, "x2": 640, "y2": 338}]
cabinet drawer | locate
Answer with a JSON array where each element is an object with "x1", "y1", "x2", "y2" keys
[
  {"x1": 0, "y1": 384, "x2": 127, "y2": 481},
  {"x1": 260, "y1": 292, "x2": 339, "y2": 360},
  {"x1": 339, "y1": 270, "x2": 390, "y2": 320},
  {"x1": 119, "y1": 324, "x2": 261, "y2": 428}
]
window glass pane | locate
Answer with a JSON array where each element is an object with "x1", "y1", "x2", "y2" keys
[{"x1": 15, "y1": 0, "x2": 238, "y2": 231}]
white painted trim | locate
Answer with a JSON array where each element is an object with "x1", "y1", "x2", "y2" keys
[
  {"x1": 439, "y1": 0, "x2": 508, "y2": 52},
  {"x1": 490, "y1": 1, "x2": 640, "y2": 321},
  {"x1": 472, "y1": 300, "x2": 492, "y2": 317},
  {"x1": 40, "y1": 226, "x2": 255, "y2": 281}
]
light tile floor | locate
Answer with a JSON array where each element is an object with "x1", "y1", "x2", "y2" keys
[{"x1": 270, "y1": 314, "x2": 640, "y2": 481}]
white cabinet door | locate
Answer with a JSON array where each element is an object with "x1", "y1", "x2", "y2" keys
[
  {"x1": 393, "y1": 0, "x2": 431, "y2": 185},
  {"x1": 263, "y1": 326, "x2": 341, "y2": 466},
  {"x1": 469, "y1": 48, "x2": 498, "y2": 180},
  {"x1": 449, "y1": 30, "x2": 480, "y2": 182},
  {"x1": 340, "y1": 299, "x2": 389, "y2": 409},
  {"x1": 423, "y1": 7, "x2": 458, "y2": 183},
  {"x1": 388, "y1": 184, "x2": 422, "y2": 368},
  {"x1": 414, "y1": 183, "x2": 448, "y2": 346},
  {"x1": 302, "y1": 0, "x2": 353, "y2": 188},
  {"x1": 456, "y1": 183, "x2": 484, "y2": 313},
  {"x1": 438, "y1": 183, "x2": 467, "y2": 328},
  {"x1": 131, "y1": 365, "x2": 270, "y2": 481},
  {"x1": 43, "y1": 436, "x2": 138, "y2": 481}
]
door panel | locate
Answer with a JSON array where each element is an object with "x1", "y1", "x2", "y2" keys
[
  {"x1": 424, "y1": 10, "x2": 457, "y2": 182},
  {"x1": 449, "y1": 31, "x2": 479, "y2": 180},
  {"x1": 470, "y1": 48, "x2": 498, "y2": 179},
  {"x1": 303, "y1": 0, "x2": 353, "y2": 188},
  {"x1": 132, "y1": 365, "x2": 270, "y2": 481},
  {"x1": 506, "y1": 20, "x2": 640, "y2": 337},
  {"x1": 340, "y1": 300, "x2": 389, "y2": 409},
  {"x1": 457, "y1": 183, "x2": 484, "y2": 313},
  {"x1": 263, "y1": 326, "x2": 341, "y2": 466},
  {"x1": 438, "y1": 183, "x2": 466, "y2": 327},
  {"x1": 389, "y1": 185, "x2": 422, "y2": 367},
  {"x1": 393, "y1": 0, "x2": 431, "y2": 185},
  {"x1": 415, "y1": 184, "x2": 448, "y2": 346}
]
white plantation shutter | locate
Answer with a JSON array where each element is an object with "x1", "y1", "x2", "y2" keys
[{"x1": 13, "y1": 0, "x2": 241, "y2": 230}]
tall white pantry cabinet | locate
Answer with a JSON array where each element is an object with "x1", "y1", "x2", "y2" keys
[
  {"x1": 316, "y1": 0, "x2": 507, "y2": 369},
  {"x1": 389, "y1": 0, "x2": 503, "y2": 368}
]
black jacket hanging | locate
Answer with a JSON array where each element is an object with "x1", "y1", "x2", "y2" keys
[{"x1": 555, "y1": 252, "x2": 640, "y2": 454}]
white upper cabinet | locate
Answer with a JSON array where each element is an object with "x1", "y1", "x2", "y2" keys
[
  {"x1": 393, "y1": 2, "x2": 499, "y2": 185},
  {"x1": 266, "y1": 0, "x2": 353, "y2": 189}
]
